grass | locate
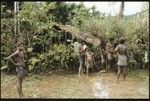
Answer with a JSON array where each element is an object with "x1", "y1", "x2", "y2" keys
[{"x1": 128, "y1": 69, "x2": 149, "y2": 81}]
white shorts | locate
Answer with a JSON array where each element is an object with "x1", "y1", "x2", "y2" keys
[{"x1": 117, "y1": 55, "x2": 127, "y2": 66}]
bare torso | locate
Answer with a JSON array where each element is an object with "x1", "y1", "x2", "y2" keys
[
  {"x1": 7, "y1": 48, "x2": 26, "y2": 66},
  {"x1": 106, "y1": 42, "x2": 115, "y2": 60},
  {"x1": 16, "y1": 51, "x2": 25, "y2": 66},
  {"x1": 85, "y1": 51, "x2": 94, "y2": 65},
  {"x1": 106, "y1": 42, "x2": 114, "y2": 54}
]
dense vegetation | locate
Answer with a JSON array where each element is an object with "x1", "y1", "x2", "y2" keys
[{"x1": 1, "y1": 2, "x2": 149, "y2": 74}]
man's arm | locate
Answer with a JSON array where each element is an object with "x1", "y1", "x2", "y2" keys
[
  {"x1": 79, "y1": 45, "x2": 84, "y2": 53},
  {"x1": 100, "y1": 50, "x2": 105, "y2": 64},
  {"x1": 6, "y1": 50, "x2": 19, "y2": 60},
  {"x1": 91, "y1": 53, "x2": 96, "y2": 66},
  {"x1": 115, "y1": 45, "x2": 119, "y2": 55},
  {"x1": 126, "y1": 47, "x2": 129, "y2": 61},
  {"x1": 8, "y1": 58, "x2": 17, "y2": 65}
]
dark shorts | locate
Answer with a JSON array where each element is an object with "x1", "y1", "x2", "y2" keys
[
  {"x1": 16, "y1": 66, "x2": 26, "y2": 77},
  {"x1": 118, "y1": 65, "x2": 127, "y2": 73},
  {"x1": 79, "y1": 54, "x2": 85, "y2": 66}
]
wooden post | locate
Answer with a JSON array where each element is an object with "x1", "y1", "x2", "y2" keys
[
  {"x1": 17, "y1": 2, "x2": 21, "y2": 40},
  {"x1": 14, "y1": 2, "x2": 17, "y2": 40}
]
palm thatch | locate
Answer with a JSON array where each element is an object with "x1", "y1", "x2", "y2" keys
[{"x1": 53, "y1": 24, "x2": 101, "y2": 46}]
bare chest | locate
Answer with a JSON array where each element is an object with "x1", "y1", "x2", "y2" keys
[{"x1": 16, "y1": 52, "x2": 24, "y2": 59}]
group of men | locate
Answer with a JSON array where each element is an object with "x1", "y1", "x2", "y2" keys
[
  {"x1": 73, "y1": 38, "x2": 128, "y2": 82},
  {"x1": 5, "y1": 38, "x2": 128, "y2": 98},
  {"x1": 106, "y1": 38, "x2": 128, "y2": 82}
]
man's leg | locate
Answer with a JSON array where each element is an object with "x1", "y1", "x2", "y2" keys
[
  {"x1": 78, "y1": 55, "x2": 83, "y2": 76},
  {"x1": 86, "y1": 63, "x2": 89, "y2": 76},
  {"x1": 105, "y1": 55, "x2": 108, "y2": 71},
  {"x1": 17, "y1": 76, "x2": 24, "y2": 98},
  {"x1": 17, "y1": 67, "x2": 26, "y2": 98},
  {"x1": 82, "y1": 56, "x2": 85, "y2": 73},
  {"x1": 117, "y1": 65, "x2": 121, "y2": 82},
  {"x1": 123, "y1": 66, "x2": 127, "y2": 80},
  {"x1": 112, "y1": 58, "x2": 116, "y2": 72},
  {"x1": 107, "y1": 60, "x2": 111, "y2": 72},
  {"x1": 110, "y1": 59, "x2": 114, "y2": 72},
  {"x1": 91, "y1": 63, "x2": 95, "y2": 72}
]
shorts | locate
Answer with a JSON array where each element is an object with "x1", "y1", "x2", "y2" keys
[
  {"x1": 117, "y1": 55, "x2": 127, "y2": 66},
  {"x1": 16, "y1": 66, "x2": 26, "y2": 77},
  {"x1": 118, "y1": 65, "x2": 127, "y2": 73}
]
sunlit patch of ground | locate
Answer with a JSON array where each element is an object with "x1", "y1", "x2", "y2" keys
[{"x1": 1, "y1": 69, "x2": 149, "y2": 99}]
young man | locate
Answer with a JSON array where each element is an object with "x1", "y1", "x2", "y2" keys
[
  {"x1": 73, "y1": 39, "x2": 87, "y2": 76},
  {"x1": 85, "y1": 48, "x2": 96, "y2": 76},
  {"x1": 115, "y1": 39, "x2": 128, "y2": 82},
  {"x1": 105, "y1": 38, "x2": 115, "y2": 72},
  {"x1": 5, "y1": 42, "x2": 26, "y2": 98}
]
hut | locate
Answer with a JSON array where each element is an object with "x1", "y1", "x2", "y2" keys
[{"x1": 52, "y1": 24, "x2": 101, "y2": 47}]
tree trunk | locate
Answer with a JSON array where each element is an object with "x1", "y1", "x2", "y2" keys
[{"x1": 118, "y1": 2, "x2": 124, "y2": 19}]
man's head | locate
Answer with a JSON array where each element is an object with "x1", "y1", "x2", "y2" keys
[
  {"x1": 77, "y1": 39, "x2": 82, "y2": 43},
  {"x1": 73, "y1": 38, "x2": 77, "y2": 42},
  {"x1": 109, "y1": 38, "x2": 114, "y2": 42},
  {"x1": 17, "y1": 42, "x2": 24, "y2": 51},
  {"x1": 81, "y1": 40, "x2": 85, "y2": 45},
  {"x1": 119, "y1": 39, "x2": 126, "y2": 44}
]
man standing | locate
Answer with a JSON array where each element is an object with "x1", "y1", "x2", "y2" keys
[
  {"x1": 73, "y1": 39, "x2": 86, "y2": 76},
  {"x1": 85, "y1": 48, "x2": 95, "y2": 76},
  {"x1": 105, "y1": 38, "x2": 115, "y2": 72},
  {"x1": 6, "y1": 42, "x2": 26, "y2": 98},
  {"x1": 115, "y1": 39, "x2": 128, "y2": 82}
]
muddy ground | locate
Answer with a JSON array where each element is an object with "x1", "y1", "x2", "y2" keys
[{"x1": 1, "y1": 69, "x2": 149, "y2": 99}]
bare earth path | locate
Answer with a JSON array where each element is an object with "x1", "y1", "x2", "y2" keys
[{"x1": 1, "y1": 70, "x2": 149, "y2": 99}]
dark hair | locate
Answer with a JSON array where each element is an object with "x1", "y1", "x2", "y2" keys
[
  {"x1": 109, "y1": 38, "x2": 114, "y2": 41},
  {"x1": 73, "y1": 38, "x2": 77, "y2": 42},
  {"x1": 120, "y1": 39, "x2": 126, "y2": 44},
  {"x1": 17, "y1": 42, "x2": 24, "y2": 47},
  {"x1": 81, "y1": 40, "x2": 84, "y2": 43},
  {"x1": 78, "y1": 39, "x2": 83, "y2": 43}
]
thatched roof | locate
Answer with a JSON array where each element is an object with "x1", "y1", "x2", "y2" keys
[{"x1": 53, "y1": 24, "x2": 101, "y2": 46}]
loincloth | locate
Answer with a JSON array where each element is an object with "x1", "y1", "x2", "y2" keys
[{"x1": 16, "y1": 65, "x2": 26, "y2": 77}]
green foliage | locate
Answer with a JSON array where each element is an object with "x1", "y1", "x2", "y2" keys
[
  {"x1": 128, "y1": 69, "x2": 149, "y2": 81},
  {"x1": 1, "y1": 2, "x2": 149, "y2": 73},
  {"x1": 1, "y1": 18, "x2": 16, "y2": 67},
  {"x1": 82, "y1": 17, "x2": 107, "y2": 38},
  {"x1": 27, "y1": 44, "x2": 76, "y2": 72}
]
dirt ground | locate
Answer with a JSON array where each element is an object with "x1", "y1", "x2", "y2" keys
[{"x1": 1, "y1": 70, "x2": 149, "y2": 99}]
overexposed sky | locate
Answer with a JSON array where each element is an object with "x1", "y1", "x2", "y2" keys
[{"x1": 66, "y1": 2, "x2": 148, "y2": 16}]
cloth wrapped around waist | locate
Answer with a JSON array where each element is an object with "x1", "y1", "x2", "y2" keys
[{"x1": 117, "y1": 55, "x2": 127, "y2": 66}]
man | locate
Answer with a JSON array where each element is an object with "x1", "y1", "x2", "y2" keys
[
  {"x1": 85, "y1": 48, "x2": 96, "y2": 76},
  {"x1": 105, "y1": 38, "x2": 115, "y2": 72},
  {"x1": 5, "y1": 42, "x2": 26, "y2": 98},
  {"x1": 73, "y1": 39, "x2": 86, "y2": 76},
  {"x1": 115, "y1": 39, "x2": 128, "y2": 82}
]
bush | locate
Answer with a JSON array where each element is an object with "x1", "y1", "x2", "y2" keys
[{"x1": 27, "y1": 44, "x2": 77, "y2": 73}]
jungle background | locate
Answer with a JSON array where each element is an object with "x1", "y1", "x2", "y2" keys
[{"x1": 1, "y1": 1, "x2": 149, "y2": 98}]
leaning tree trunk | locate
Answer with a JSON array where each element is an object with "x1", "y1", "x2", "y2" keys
[{"x1": 118, "y1": 2, "x2": 124, "y2": 20}]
